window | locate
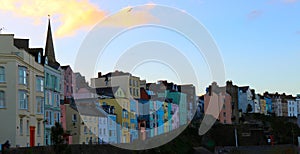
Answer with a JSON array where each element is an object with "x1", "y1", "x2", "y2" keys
[
  {"x1": 19, "y1": 118, "x2": 23, "y2": 135},
  {"x1": 18, "y1": 66, "x2": 27, "y2": 85},
  {"x1": 0, "y1": 91, "x2": 5, "y2": 108},
  {"x1": 37, "y1": 121, "x2": 41, "y2": 136},
  {"x1": 0, "y1": 66, "x2": 5, "y2": 82},
  {"x1": 36, "y1": 76, "x2": 44, "y2": 92},
  {"x1": 38, "y1": 52, "x2": 41, "y2": 64},
  {"x1": 45, "y1": 73, "x2": 50, "y2": 88},
  {"x1": 223, "y1": 112, "x2": 226, "y2": 117},
  {"x1": 19, "y1": 90, "x2": 28, "y2": 110},
  {"x1": 72, "y1": 114, "x2": 77, "y2": 122},
  {"x1": 103, "y1": 128, "x2": 106, "y2": 135},
  {"x1": 26, "y1": 120, "x2": 29, "y2": 135},
  {"x1": 46, "y1": 91, "x2": 52, "y2": 106},
  {"x1": 53, "y1": 93, "x2": 59, "y2": 107},
  {"x1": 109, "y1": 130, "x2": 112, "y2": 137},
  {"x1": 223, "y1": 104, "x2": 226, "y2": 109},
  {"x1": 45, "y1": 57, "x2": 48, "y2": 65},
  {"x1": 36, "y1": 97, "x2": 44, "y2": 114},
  {"x1": 99, "y1": 128, "x2": 102, "y2": 135},
  {"x1": 54, "y1": 112, "x2": 60, "y2": 123},
  {"x1": 45, "y1": 110, "x2": 53, "y2": 125},
  {"x1": 84, "y1": 126, "x2": 88, "y2": 134}
]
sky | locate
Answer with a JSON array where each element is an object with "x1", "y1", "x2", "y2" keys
[{"x1": 0, "y1": 0, "x2": 299, "y2": 95}]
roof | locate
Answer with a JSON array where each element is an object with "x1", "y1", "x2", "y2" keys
[
  {"x1": 76, "y1": 101, "x2": 106, "y2": 117},
  {"x1": 44, "y1": 18, "x2": 60, "y2": 69},
  {"x1": 239, "y1": 86, "x2": 250, "y2": 93},
  {"x1": 61, "y1": 65, "x2": 71, "y2": 70},
  {"x1": 96, "y1": 86, "x2": 120, "y2": 98}
]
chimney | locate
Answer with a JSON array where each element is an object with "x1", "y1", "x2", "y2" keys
[{"x1": 98, "y1": 72, "x2": 102, "y2": 78}]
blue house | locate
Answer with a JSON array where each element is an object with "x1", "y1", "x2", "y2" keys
[
  {"x1": 155, "y1": 100, "x2": 164, "y2": 135},
  {"x1": 130, "y1": 99, "x2": 138, "y2": 142},
  {"x1": 265, "y1": 96, "x2": 272, "y2": 114},
  {"x1": 100, "y1": 105, "x2": 118, "y2": 144}
]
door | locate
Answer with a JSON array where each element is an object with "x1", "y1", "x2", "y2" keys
[{"x1": 30, "y1": 126, "x2": 35, "y2": 147}]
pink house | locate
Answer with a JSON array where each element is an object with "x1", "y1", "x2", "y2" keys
[
  {"x1": 60, "y1": 65, "x2": 75, "y2": 144},
  {"x1": 204, "y1": 82, "x2": 232, "y2": 124},
  {"x1": 171, "y1": 103, "x2": 179, "y2": 130},
  {"x1": 61, "y1": 65, "x2": 75, "y2": 100}
]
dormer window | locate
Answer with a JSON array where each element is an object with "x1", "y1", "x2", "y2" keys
[
  {"x1": 38, "y1": 52, "x2": 41, "y2": 64},
  {"x1": 45, "y1": 57, "x2": 48, "y2": 65}
]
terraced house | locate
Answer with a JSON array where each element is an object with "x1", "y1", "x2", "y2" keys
[
  {"x1": 0, "y1": 34, "x2": 44, "y2": 147},
  {"x1": 43, "y1": 19, "x2": 62, "y2": 145}
]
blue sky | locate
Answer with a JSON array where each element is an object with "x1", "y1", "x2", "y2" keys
[{"x1": 0, "y1": 0, "x2": 299, "y2": 95}]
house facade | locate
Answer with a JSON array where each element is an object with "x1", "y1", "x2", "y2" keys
[
  {"x1": 287, "y1": 99, "x2": 298, "y2": 117},
  {"x1": 43, "y1": 19, "x2": 62, "y2": 145},
  {"x1": 0, "y1": 34, "x2": 45, "y2": 147}
]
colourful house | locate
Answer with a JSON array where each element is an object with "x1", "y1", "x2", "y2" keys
[
  {"x1": 155, "y1": 100, "x2": 164, "y2": 135},
  {"x1": 167, "y1": 91, "x2": 187, "y2": 126},
  {"x1": 129, "y1": 99, "x2": 138, "y2": 142},
  {"x1": 163, "y1": 100, "x2": 172, "y2": 133},
  {"x1": 43, "y1": 19, "x2": 62, "y2": 146},
  {"x1": 171, "y1": 103, "x2": 179, "y2": 130},
  {"x1": 99, "y1": 98, "x2": 130, "y2": 143}
]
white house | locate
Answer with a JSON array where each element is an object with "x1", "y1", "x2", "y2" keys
[{"x1": 288, "y1": 100, "x2": 298, "y2": 117}]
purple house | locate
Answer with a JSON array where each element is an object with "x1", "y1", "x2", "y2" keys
[{"x1": 171, "y1": 103, "x2": 179, "y2": 131}]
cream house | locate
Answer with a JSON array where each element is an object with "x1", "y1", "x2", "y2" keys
[{"x1": 0, "y1": 34, "x2": 45, "y2": 147}]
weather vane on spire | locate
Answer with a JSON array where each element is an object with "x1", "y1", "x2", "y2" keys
[{"x1": 48, "y1": 14, "x2": 50, "y2": 19}]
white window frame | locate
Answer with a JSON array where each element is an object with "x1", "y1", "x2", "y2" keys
[
  {"x1": 36, "y1": 76, "x2": 44, "y2": 92},
  {"x1": 37, "y1": 121, "x2": 41, "y2": 136},
  {"x1": 0, "y1": 91, "x2": 5, "y2": 108},
  {"x1": 19, "y1": 90, "x2": 28, "y2": 110},
  {"x1": 36, "y1": 96, "x2": 44, "y2": 114},
  {"x1": 0, "y1": 66, "x2": 5, "y2": 82},
  {"x1": 19, "y1": 118, "x2": 23, "y2": 136},
  {"x1": 18, "y1": 66, "x2": 27, "y2": 85}
]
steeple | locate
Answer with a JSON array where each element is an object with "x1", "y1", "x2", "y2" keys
[{"x1": 44, "y1": 16, "x2": 59, "y2": 68}]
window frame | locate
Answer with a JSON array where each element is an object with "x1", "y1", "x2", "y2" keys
[
  {"x1": 36, "y1": 96, "x2": 44, "y2": 114},
  {"x1": 18, "y1": 90, "x2": 28, "y2": 110},
  {"x1": 0, "y1": 91, "x2": 5, "y2": 108},
  {"x1": 18, "y1": 66, "x2": 27, "y2": 85},
  {"x1": 0, "y1": 66, "x2": 5, "y2": 82}
]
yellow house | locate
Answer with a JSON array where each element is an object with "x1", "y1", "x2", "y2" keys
[
  {"x1": 163, "y1": 102, "x2": 169, "y2": 133},
  {"x1": 99, "y1": 98, "x2": 130, "y2": 143},
  {"x1": 91, "y1": 71, "x2": 142, "y2": 99},
  {"x1": 64, "y1": 99, "x2": 103, "y2": 144},
  {"x1": 260, "y1": 98, "x2": 267, "y2": 115},
  {"x1": 0, "y1": 34, "x2": 45, "y2": 147}
]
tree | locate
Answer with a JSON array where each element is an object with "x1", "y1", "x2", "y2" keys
[
  {"x1": 246, "y1": 104, "x2": 253, "y2": 113},
  {"x1": 51, "y1": 122, "x2": 64, "y2": 145}
]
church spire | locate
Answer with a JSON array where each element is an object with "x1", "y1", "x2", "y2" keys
[{"x1": 45, "y1": 16, "x2": 59, "y2": 68}]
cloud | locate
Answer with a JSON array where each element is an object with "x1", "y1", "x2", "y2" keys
[
  {"x1": 247, "y1": 10, "x2": 263, "y2": 20},
  {"x1": 0, "y1": 0, "x2": 106, "y2": 38}
]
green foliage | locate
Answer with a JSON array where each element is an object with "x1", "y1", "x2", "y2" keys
[
  {"x1": 246, "y1": 104, "x2": 253, "y2": 113},
  {"x1": 50, "y1": 122, "x2": 64, "y2": 146}
]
